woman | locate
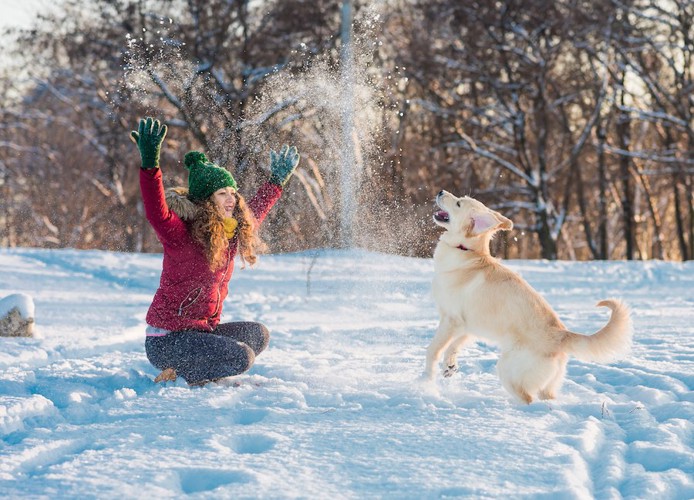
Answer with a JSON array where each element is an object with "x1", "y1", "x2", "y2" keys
[{"x1": 130, "y1": 117, "x2": 299, "y2": 385}]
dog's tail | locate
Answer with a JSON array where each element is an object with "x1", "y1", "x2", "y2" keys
[{"x1": 562, "y1": 299, "x2": 633, "y2": 363}]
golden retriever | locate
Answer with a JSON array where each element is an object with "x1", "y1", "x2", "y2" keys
[{"x1": 423, "y1": 190, "x2": 632, "y2": 404}]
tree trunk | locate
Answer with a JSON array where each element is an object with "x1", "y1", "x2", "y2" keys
[
  {"x1": 635, "y1": 169, "x2": 664, "y2": 259},
  {"x1": 536, "y1": 203, "x2": 557, "y2": 260},
  {"x1": 616, "y1": 90, "x2": 635, "y2": 260},
  {"x1": 673, "y1": 172, "x2": 689, "y2": 261},
  {"x1": 688, "y1": 172, "x2": 694, "y2": 261},
  {"x1": 573, "y1": 158, "x2": 599, "y2": 259},
  {"x1": 596, "y1": 119, "x2": 609, "y2": 259}
]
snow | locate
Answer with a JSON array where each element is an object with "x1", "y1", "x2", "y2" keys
[
  {"x1": 0, "y1": 247, "x2": 692, "y2": 499},
  {"x1": 0, "y1": 293, "x2": 35, "y2": 319}
]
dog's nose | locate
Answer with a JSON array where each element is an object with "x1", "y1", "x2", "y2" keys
[{"x1": 438, "y1": 190, "x2": 444, "y2": 197}]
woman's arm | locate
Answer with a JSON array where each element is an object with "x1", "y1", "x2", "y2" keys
[
  {"x1": 132, "y1": 117, "x2": 188, "y2": 244},
  {"x1": 247, "y1": 144, "x2": 300, "y2": 225},
  {"x1": 140, "y1": 168, "x2": 188, "y2": 242},
  {"x1": 247, "y1": 182, "x2": 283, "y2": 225}
]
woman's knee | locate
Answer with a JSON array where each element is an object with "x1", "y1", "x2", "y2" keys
[
  {"x1": 255, "y1": 323, "x2": 270, "y2": 354},
  {"x1": 182, "y1": 341, "x2": 255, "y2": 384},
  {"x1": 214, "y1": 321, "x2": 269, "y2": 354},
  {"x1": 237, "y1": 341, "x2": 256, "y2": 372},
  {"x1": 234, "y1": 322, "x2": 270, "y2": 354}
]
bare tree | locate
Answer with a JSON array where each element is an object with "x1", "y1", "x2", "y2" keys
[
  {"x1": 2, "y1": 0, "x2": 345, "y2": 252},
  {"x1": 389, "y1": 0, "x2": 620, "y2": 259},
  {"x1": 1, "y1": 0, "x2": 692, "y2": 261},
  {"x1": 609, "y1": 0, "x2": 694, "y2": 260}
]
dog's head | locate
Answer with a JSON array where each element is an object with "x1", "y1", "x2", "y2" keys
[{"x1": 433, "y1": 190, "x2": 513, "y2": 251}]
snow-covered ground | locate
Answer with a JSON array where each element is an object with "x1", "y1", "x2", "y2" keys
[{"x1": 0, "y1": 247, "x2": 692, "y2": 499}]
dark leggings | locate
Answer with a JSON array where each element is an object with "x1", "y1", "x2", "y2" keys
[{"x1": 145, "y1": 322, "x2": 270, "y2": 384}]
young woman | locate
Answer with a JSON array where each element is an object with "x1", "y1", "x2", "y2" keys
[{"x1": 130, "y1": 117, "x2": 299, "y2": 385}]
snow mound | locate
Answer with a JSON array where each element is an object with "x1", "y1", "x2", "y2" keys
[{"x1": 0, "y1": 293, "x2": 34, "y2": 319}]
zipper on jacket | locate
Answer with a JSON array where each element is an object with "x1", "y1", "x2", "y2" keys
[{"x1": 178, "y1": 287, "x2": 203, "y2": 316}]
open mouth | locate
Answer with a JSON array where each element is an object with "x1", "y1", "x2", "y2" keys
[{"x1": 433, "y1": 210, "x2": 450, "y2": 223}]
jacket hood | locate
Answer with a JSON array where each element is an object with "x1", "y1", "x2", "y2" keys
[{"x1": 165, "y1": 187, "x2": 200, "y2": 221}]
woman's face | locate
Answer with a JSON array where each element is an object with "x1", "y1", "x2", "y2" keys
[{"x1": 211, "y1": 187, "x2": 237, "y2": 218}]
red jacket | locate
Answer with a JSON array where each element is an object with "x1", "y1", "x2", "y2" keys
[{"x1": 140, "y1": 168, "x2": 282, "y2": 332}]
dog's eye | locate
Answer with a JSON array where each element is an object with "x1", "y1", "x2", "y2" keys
[{"x1": 456, "y1": 201, "x2": 461, "y2": 207}]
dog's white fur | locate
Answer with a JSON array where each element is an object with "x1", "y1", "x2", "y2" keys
[{"x1": 424, "y1": 191, "x2": 632, "y2": 404}]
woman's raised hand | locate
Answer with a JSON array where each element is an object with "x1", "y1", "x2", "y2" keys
[
  {"x1": 130, "y1": 117, "x2": 168, "y2": 169},
  {"x1": 269, "y1": 145, "x2": 300, "y2": 187}
]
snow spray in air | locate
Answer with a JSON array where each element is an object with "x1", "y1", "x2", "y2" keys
[{"x1": 120, "y1": 5, "x2": 414, "y2": 257}]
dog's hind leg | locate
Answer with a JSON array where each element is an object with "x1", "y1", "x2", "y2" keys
[
  {"x1": 443, "y1": 334, "x2": 473, "y2": 377},
  {"x1": 538, "y1": 353, "x2": 568, "y2": 400},
  {"x1": 423, "y1": 317, "x2": 460, "y2": 381},
  {"x1": 497, "y1": 349, "x2": 558, "y2": 404}
]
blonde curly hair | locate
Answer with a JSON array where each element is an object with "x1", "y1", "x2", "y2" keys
[{"x1": 190, "y1": 193, "x2": 266, "y2": 270}]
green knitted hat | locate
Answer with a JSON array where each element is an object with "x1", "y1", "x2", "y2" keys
[{"x1": 184, "y1": 151, "x2": 238, "y2": 201}]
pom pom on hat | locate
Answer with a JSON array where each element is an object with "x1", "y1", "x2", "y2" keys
[
  {"x1": 184, "y1": 151, "x2": 209, "y2": 169},
  {"x1": 184, "y1": 150, "x2": 238, "y2": 201}
]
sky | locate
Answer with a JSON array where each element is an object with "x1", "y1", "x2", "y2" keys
[
  {"x1": 0, "y1": 0, "x2": 45, "y2": 70},
  {"x1": 0, "y1": 0, "x2": 44, "y2": 30},
  {"x1": 0, "y1": 247, "x2": 692, "y2": 498}
]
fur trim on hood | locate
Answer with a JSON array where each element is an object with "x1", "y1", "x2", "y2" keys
[{"x1": 165, "y1": 187, "x2": 200, "y2": 221}]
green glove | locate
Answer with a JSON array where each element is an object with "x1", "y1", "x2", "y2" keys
[
  {"x1": 130, "y1": 117, "x2": 167, "y2": 169},
  {"x1": 269, "y1": 144, "x2": 300, "y2": 187}
]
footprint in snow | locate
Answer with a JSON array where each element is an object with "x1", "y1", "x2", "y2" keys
[
  {"x1": 233, "y1": 408, "x2": 269, "y2": 425},
  {"x1": 176, "y1": 468, "x2": 252, "y2": 494},
  {"x1": 231, "y1": 433, "x2": 277, "y2": 454}
]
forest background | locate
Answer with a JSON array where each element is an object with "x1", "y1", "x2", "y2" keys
[{"x1": 0, "y1": 0, "x2": 692, "y2": 261}]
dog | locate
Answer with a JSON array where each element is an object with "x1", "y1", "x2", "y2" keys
[{"x1": 423, "y1": 190, "x2": 632, "y2": 404}]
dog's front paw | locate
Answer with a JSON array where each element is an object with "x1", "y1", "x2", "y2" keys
[
  {"x1": 419, "y1": 371, "x2": 435, "y2": 384},
  {"x1": 443, "y1": 364, "x2": 458, "y2": 378}
]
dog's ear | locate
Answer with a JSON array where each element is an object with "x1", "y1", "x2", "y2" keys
[
  {"x1": 495, "y1": 211, "x2": 513, "y2": 231},
  {"x1": 468, "y1": 212, "x2": 498, "y2": 236},
  {"x1": 468, "y1": 210, "x2": 513, "y2": 235}
]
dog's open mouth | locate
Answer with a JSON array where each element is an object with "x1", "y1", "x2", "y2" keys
[{"x1": 434, "y1": 210, "x2": 450, "y2": 223}]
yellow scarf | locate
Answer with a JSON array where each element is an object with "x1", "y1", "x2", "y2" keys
[{"x1": 223, "y1": 217, "x2": 238, "y2": 239}]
